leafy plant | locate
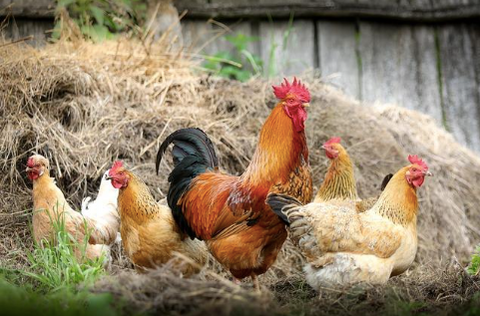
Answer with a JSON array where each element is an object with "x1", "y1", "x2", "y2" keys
[
  {"x1": 22, "y1": 207, "x2": 106, "y2": 293},
  {"x1": 202, "y1": 33, "x2": 262, "y2": 82},
  {"x1": 467, "y1": 245, "x2": 480, "y2": 275},
  {"x1": 203, "y1": 14, "x2": 297, "y2": 81},
  {"x1": 0, "y1": 205, "x2": 116, "y2": 314},
  {"x1": 53, "y1": 0, "x2": 147, "y2": 42}
]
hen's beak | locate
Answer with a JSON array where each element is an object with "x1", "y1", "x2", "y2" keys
[
  {"x1": 303, "y1": 103, "x2": 310, "y2": 108},
  {"x1": 105, "y1": 175, "x2": 112, "y2": 180},
  {"x1": 25, "y1": 166, "x2": 32, "y2": 172}
]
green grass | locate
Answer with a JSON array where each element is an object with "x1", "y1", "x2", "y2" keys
[
  {"x1": 468, "y1": 245, "x2": 480, "y2": 276},
  {"x1": 0, "y1": 207, "x2": 120, "y2": 315},
  {"x1": 22, "y1": 210, "x2": 105, "y2": 293},
  {"x1": 0, "y1": 279, "x2": 118, "y2": 316}
]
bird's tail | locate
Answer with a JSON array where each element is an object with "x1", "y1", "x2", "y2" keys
[
  {"x1": 156, "y1": 128, "x2": 218, "y2": 172},
  {"x1": 266, "y1": 193, "x2": 304, "y2": 226},
  {"x1": 156, "y1": 128, "x2": 218, "y2": 238},
  {"x1": 380, "y1": 173, "x2": 394, "y2": 191}
]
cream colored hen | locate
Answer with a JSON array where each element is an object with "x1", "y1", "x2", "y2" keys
[
  {"x1": 26, "y1": 154, "x2": 113, "y2": 263},
  {"x1": 267, "y1": 155, "x2": 432, "y2": 289}
]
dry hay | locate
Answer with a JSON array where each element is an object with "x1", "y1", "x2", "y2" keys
[{"x1": 1, "y1": 35, "x2": 480, "y2": 314}]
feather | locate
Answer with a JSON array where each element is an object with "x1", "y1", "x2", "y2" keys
[{"x1": 266, "y1": 193, "x2": 303, "y2": 225}]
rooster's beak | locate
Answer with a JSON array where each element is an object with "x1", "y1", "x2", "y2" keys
[
  {"x1": 424, "y1": 171, "x2": 433, "y2": 177},
  {"x1": 303, "y1": 103, "x2": 310, "y2": 108}
]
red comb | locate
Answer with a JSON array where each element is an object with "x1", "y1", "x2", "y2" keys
[
  {"x1": 109, "y1": 161, "x2": 124, "y2": 175},
  {"x1": 324, "y1": 137, "x2": 341, "y2": 146},
  {"x1": 27, "y1": 157, "x2": 35, "y2": 168},
  {"x1": 272, "y1": 77, "x2": 310, "y2": 103},
  {"x1": 408, "y1": 155, "x2": 428, "y2": 170}
]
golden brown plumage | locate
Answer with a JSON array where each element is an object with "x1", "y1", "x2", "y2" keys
[
  {"x1": 27, "y1": 154, "x2": 113, "y2": 262},
  {"x1": 156, "y1": 78, "x2": 313, "y2": 284},
  {"x1": 315, "y1": 137, "x2": 392, "y2": 212},
  {"x1": 267, "y1": 155, "x2": 432, "y2": 289},
  {"x1": 108, "y1": 162, "x2": 207, "y2": 275},
  {"x1": 315, "y1": 138, "x2": 358, "y2": 203}
]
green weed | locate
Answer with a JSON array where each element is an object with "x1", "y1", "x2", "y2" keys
[
  {"x1": 0, "y1": 205, "x2": 112, "y2": 315},
  {"x1": 202, "y1": 33, "x2": 262, "y2": 82},
  {"x1": 22, "y1": 207, "x2": 106, "y2": 293},
  {"x1": 468, "y1": 245, "x2": 480, "y2": 276}
]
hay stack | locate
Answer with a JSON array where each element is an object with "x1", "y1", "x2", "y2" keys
[{"x1": 1, "y1": 37, "x2": 480, "y2": 274}]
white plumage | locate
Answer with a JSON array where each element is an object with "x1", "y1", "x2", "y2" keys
[{"x1": 81, "y1": 169, "x2": 121, "y2": 245}]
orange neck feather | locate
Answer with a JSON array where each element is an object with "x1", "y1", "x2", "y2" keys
[
  {"x1": 243, "y1": 103, "x2": 308, "y2": 186},
  {"x1": 316, "y1": 148, "x2": 357, "y2": 201},
  {"x1": 373, "y1": 166, "x2": 418, "y2": 225}
]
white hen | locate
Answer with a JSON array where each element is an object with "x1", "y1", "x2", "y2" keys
[{"x1": 82, "y1": 169, "x2": 121, "y2": 245}]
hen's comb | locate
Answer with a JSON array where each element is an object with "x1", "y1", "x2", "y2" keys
[
  {"x1": 27, "y1": 157, "x2": 35, "y2": 168},
  {"x1": 324, "y1": 137, "x2": 341, "y2": 146},
  {"x1": 272, "y1": 77, "x2": 311, "y2": 103},
  {"x1": 408, "y1": 155, "x2": 428, "y2": 170},
  {"x1": 110, "y1": 160, "x2": 124, "y2": 175}
]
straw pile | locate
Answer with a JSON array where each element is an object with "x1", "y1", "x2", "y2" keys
[{"x1": 1, "y1": 34, "x2": 480, "y2": 314}]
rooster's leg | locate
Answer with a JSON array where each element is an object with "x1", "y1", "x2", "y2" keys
[{"x1": 251, "y1": 274, "x2": 260, "y2": 291}]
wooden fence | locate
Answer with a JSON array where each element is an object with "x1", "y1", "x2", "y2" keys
[
  {"x1": 183, "y1": 18, "x2": 480, "y2": 152},
  {"x1": 2, "y1": 0, "x2": 480, "y2": 151}
]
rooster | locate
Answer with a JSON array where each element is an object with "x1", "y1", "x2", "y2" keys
[
  {"x1": 107, "y1": 161, "x2": 208, "y2": 275},
  {"x1": 156, "y1": 78, "x2": 313, "y2": 288},
  {"x1": 81, "y1": 169, "x2": 121, "y2": 245},
  {"x1": 267, "y1": 155, "x2": 432, "y2": 288},
  {"x1": 315, "y1": 137, "x2": 392, "y2": 212},
  {"x1": 26, "y1": 154, "x2": 111, "y2": 262}
]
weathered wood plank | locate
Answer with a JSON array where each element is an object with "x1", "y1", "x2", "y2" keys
[
  {"x1": 4, "y1": 0, "x2": 479, "y2": 22},
  {"x1": 2, "y1": 0, "x2": 480, "y2": 22},
  {"x1": 3, "y1": 18, "x2": 53, "y2": 46},
  {"x1": 317, "y1": 20, "x2": 359, "y2": 100},
  {"x1": 181, "y1": 20, "x2": 220, "y2": 55},
  {"x1": 438, "y1": 24, "x2": 480, "y2": 151},
  {"x1": 0, "y1": 0, "x2": 55, "y2": 18},
  {"x1": 175, "y1": 0, "x2": 480, "y2": 22},
  {"x1": 182, "y1": 20, "x2": 256, "y2": 55},
  {"x1": 359, "y1": 22, "x2": 443, "y2": 125},
  {"x1": 259, "y1": 19, "x2": 315, "y2": 77},
  {"x1": 409, "y1": 26, "x2": 443, "y2": 125}
]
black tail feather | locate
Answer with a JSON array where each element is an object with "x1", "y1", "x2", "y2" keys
[
  {"x1": 156, "y1": 127, "x2": 218, "y2": 174},
  {"x1": 266, "y1": 193, "x2": 303, "y2": 226},
  {"x1": 156, "y1": 128, "x2": 218, "y2": 239},
  {"x1": 380, "y1": 173, "x2": 394, "y2": 191}
]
